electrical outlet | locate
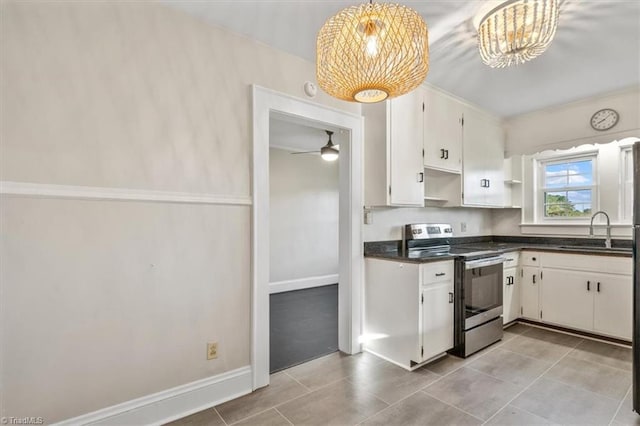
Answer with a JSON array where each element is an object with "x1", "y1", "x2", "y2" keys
[
  {"x1": 207, "y1": 342, "x2": 218, "y2": 360},
  {"x1": 460, "y1": 222, "x2": 467, "y2": 232},
  {"x1": 364, "y1": 209, "x2": 373, "y2": 225}
]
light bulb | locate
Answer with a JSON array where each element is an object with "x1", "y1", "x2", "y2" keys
[{"x1": 365, "y1": 34, "x2": 379, "y2": 57}]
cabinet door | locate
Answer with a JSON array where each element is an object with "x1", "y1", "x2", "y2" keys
[
  {"x1": 389, "y1": 90, "x2": 424, "y2": 206},
  {"x1": 423, "y1": 87, "x2": 462, "y2": 173},
  {"x1": 540, "y1": 268, "x2": 593, "y2": 332},
  {"x1": 461, "y1": 108, "x2": 487, "y2": 206},
  {"x1": 483, "y1": 120, "x2": 505, "y2": 207},
  {"x1": 521, "y1": 266, "x2": 540, "y2": 320},
  {"x1": 421, "y1": 280, "x2": 454, "y2": 361},
  {"x1": 503, "y1": 267, "x2": 520, "y2": 324},
  {"x1": 593, "y1": 273, "x2": 632, "y2": 340}
]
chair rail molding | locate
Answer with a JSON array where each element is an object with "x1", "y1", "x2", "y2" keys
[{"x1": 0, "y1": 181, "x2": 252, "y2": 206}]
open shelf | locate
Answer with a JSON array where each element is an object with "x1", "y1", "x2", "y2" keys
[{"x1": 424, "y1": 166, "x2": 461, "y2": 175}]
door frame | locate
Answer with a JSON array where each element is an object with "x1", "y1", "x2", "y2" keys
[{"x1": 251, "y1": 85, "x2": 364, "y2": 389}]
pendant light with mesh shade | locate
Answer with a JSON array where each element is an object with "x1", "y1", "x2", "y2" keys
[{"x1": 316, "y1": 1, "x2": 429, "y2": 103}]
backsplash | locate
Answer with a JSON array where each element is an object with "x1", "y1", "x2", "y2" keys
[{"x1": 363, "y1": 206, "x2": 492, "y2": 242}]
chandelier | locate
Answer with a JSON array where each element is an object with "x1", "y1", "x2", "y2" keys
[
  {"x1": 477, "y1": 0, "x2": 559, "y2": 68},
  {"x1": 316, "y1": 2, "x2": 429, "y2": 103}
]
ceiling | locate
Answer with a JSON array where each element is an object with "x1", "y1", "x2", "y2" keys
[
  {"x1": 163, "y1": 0, "x2": 640, "y2": 117},
  {"x1": 269, "y1": 115, "x2": 346, "y2": 152}
]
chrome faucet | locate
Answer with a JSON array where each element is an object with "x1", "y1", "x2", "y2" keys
[{"x1": 589, "y1": 211, "x2": 612, "y2": 248}]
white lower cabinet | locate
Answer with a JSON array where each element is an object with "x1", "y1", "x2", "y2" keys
[
  {"x1": 519, "y1": 251, "x2": 633, "y2": 341},
  {"x1": 502, "y1": 266, "x2": 521, "y2": 324},
  {"x1": 540, "y1": 268, "x2": 594, "y2": 331},
  {"x1": 502, "y1": 253, "x2": 521, "y2": 324},
  {"x1": 364, "y1": 258, "x2": 454, "y2": 370},
  {"x1": 421, "y1": 281, "x2": 454, "y2": 361},
  {"x1": 521, "y1": 265, "x2": 541, "y2": 321},
  {"x1": 592, "y1": 273, "x2": 632, "y2": 340}
]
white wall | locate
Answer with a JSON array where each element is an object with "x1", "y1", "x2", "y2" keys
[
  {"x1": 505, "y1": 87, "x2": 640, "y2": 156},
  {"x1": 0, "y1": 0, "x2": 358, "y2": 422},
  {"x1": 364, "y1": 207, "x2": 493, "y2": 242},
  {"x1": 269, "y1": 147, "x2": 339, "y2": 290}
]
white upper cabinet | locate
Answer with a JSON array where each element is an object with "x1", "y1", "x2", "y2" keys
[
  {"x1": 423, "y1": 87, "x2": 462, "y2": 174},
  {"x1": 363, "y1": 90, "x2": 425, "y2": 206},
  {"x1": 461, "y1": 107, "x2": 505, "y2": 207}
]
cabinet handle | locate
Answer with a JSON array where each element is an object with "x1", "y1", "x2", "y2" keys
[
  {"x1": 597, "y1": 282, "x2": 601, "y2": 292},
  {"x1": 435, "y1": 272, "x2": 446, "y2": 277},
  {"x1": 532, "y1": 275, "x2": 536, "y2": 284},
  {"x1": 486, "y1": 179, "x2": 490, "y2": 188},
  {"x1": 444, "y1": 149, "x2": 449, "y2": 160},
  {"x1": 449, "y1": 292, "x2": 454, "y2": 303},
  {"x1": 587, "y1": 280, "x2": 590, "y2": 291},
  {"x1": 510, "y1": 276, "x2": 515, "y2": 285},
  {"x1": 506, "y1": 258, "x2": 514, "y2": 262},
  {"x1": 417, "y1": 172, "x2": 424, "y2": 183},
  {"x1": 532, "y1": 257, "x2": 536, "y2": 261},
  {"x1": 440, "y1": 148, "x2": 446, "y2": 159}
]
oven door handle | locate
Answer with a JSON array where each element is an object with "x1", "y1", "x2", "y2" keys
[{"x1": 464, "y1": 256, "x2": 505, "y2": 270}]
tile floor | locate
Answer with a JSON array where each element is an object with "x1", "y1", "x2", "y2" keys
[{"x1": 168, "y1": 323, "x2": 639, "y2": 426}]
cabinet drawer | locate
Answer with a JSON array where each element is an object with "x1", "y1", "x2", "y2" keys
[
  {"x1": 541, "y1": 252, "x2": 632, "y2": 275},
  {"x1": 502, "y1": 252, "x2": 520, "y2": 269},
  {"x1": 521, "y1": 251, "x2": 541, "y2": 267},
  {"x1": 421, "y1": 261, "x2": 454, "y2": 285}
]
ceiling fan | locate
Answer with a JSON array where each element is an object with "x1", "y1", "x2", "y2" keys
[{"x1": 290, "y1": 130, "x2": 339, "y2": 162}]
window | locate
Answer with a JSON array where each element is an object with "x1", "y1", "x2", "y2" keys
[{"x1": 539, "y1": 155, "x2": 596, "y2": 219}]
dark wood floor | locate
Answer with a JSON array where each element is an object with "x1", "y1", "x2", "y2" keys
[{"x1": 269, "y1": 284, "x2": 338, "y2": 373}]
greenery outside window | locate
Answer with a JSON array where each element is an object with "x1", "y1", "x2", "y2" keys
[{"x1": 538, "y1": 155, "x2": 597, "y2": 219}]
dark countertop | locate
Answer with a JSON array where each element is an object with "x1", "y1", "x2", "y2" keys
[{"x1": 364, "y1": 237, "x2": 633, "y2": 264}]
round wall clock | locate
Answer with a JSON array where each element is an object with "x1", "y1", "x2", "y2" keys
[{"x1": 590, "y1": 108, "x2": 619, "y2": 131}]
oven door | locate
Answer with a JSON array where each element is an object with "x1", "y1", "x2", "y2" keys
[{"x1": 464, "y1": 257, "x2": 504, "y2": 330}]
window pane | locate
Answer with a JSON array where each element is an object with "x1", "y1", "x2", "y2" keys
[
  {"x1": 545, "y1": 163, "x2": 566, "y2": 174},
  {"x1": 568, "y1": 173, "x2": 592, "y2": 186},
  {"x1": 567, "y1": 190, "x2": 592, "y2": 204},
  {"x1": 544, "y1": 190, "x2": 592, "y2": 217},
  {"x1": 572, "y1": 204, "x2": 592, "y2": 216},
  {"x1": 545, "y1": 191, "x2": 568, "y2": 203},
  {"x1": 546, "y1": 175, "x2": 567, "y2": 188},
  {"x1": 567, "y1": 160, "x2": 592, "y2": 175}
]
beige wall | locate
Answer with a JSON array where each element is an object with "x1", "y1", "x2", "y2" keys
[
  {"x1": 0, "y1": 0, "x2": 357, "y2": 421},
  {"x1": 269, "y1": 148, "x2": 339, "y2": 283}
]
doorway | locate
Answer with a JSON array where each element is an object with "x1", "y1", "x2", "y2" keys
[
  {"x1": 252, "y1": 86, "x2": 364, "y2": 389},
  {"x1": 268, "y1": 119, "x2": 342, "y2": 372}
]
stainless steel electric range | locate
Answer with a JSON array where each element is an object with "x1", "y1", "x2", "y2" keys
[{"x1": 404, "y1": 223, "x2": 505, "y2": 358}]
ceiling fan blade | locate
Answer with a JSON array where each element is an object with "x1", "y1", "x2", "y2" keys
[{"x1": 290, "y1": 151, "x2": 318, "y2": 155}]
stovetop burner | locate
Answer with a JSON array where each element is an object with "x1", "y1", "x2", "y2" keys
[{"x1": 406, "y1": 245, "x2": 500, "y2": 260}]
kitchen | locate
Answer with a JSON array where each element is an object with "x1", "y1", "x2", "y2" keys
[{"x1": 1, "y1": 0, "x2": 639, "y2": 425}]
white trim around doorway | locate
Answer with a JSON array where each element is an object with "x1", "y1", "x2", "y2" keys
[{"x1": 251, "y1": 85, "x2": 364, "y2": 390}]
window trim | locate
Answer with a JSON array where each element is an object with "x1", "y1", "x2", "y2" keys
[
  {"x1": 620, "y1": 146, "x2": 634, "y2": 223},
  {"x1": 535, "y1": 152, "x2": 598, "y2": 222}
]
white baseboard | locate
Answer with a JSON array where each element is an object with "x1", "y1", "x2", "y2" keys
[
  {"x1": 269, "y1": 274, "x2": 339, "y2": 294},
  {"x1": 53, "y1": 366, "x2": 252, "y2": 426}
]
